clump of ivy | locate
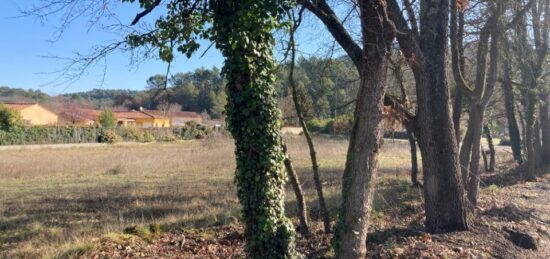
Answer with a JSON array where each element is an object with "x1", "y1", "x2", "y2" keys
[{"x1": 123, "y1": 0, "x2": 298, "y2": 257}]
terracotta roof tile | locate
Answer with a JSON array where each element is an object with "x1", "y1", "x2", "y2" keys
[{"x1": 2, "y1": 103, "x2": 37, "y2": 111}]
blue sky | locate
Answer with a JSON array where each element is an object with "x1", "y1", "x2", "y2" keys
[{"x1": 0, "y1": 1, "x2": 349, "y2": 95}]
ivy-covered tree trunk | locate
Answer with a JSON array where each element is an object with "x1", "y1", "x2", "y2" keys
[
  {"x1": 333, "y1": 1, "x2": 394, "y2": 257},
  {"x1": 211, "y1": 1, "x2": 297, "y2": 258}
]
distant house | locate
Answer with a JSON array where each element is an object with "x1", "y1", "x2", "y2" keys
[
  {"x1": 166, "y1": 111, "x2": 202, "y2": 126},
  {"x1": 114, "y1": 109, "x2": 170, "y2": 128},
  {"x1": 3, "y1": 103, "x2": 58, "y2": 125},
  {"x1": 58, "y1": 108, "x2": 100, "y2": 126},
  {"x1": 59, "y1": 106, "x2": 175, "y2": 128}
]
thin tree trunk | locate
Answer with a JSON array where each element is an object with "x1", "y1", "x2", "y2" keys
[
  {"x1": 451, "y1": 4, "x2": 466, "y2": 144},
  {"x1": 481, "y1": 144, "x2": 489, "y2": 172},
  {"x1": 484, "y1": 124, "x2": 496, "y2": 171},
  {"x1": 287, "y1": 14, "x2": 331, "y2": 233},
  {"x1": 333, "y1": 1, "x2": 394, "y2": 257},
  {"x1": 407, "y1": 125, "x2": 420, "y2": 186},
  {"x1": 459, "y1": 24, "x2": 490, "y2": 194},
  {"x1": 460, "y1": 3, "x2": 502, "y2": 205},
  {"x1": 534, "y1": 119, "x2": 543, "y2": 166},
  {"x1": 466, "y1": 108, "x2": 484, "y2": 205},
  {"x1": 540, "y1": 97, "x2": 550, "y2": 164},
  {"x1": 282, "y1": 143, "x2": 310, "y2": 235},
  {"x1": 502, "y1": 48, "x2": 523, "y2": 163},
  {"x1": 518, "y1": 103, "x2": 528, "y2": 155}
]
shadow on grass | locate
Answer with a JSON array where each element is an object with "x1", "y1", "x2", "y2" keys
[{"x1": 482, "y1": 164, "x2": 550, "y2": 188}]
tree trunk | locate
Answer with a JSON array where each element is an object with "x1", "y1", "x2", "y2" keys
[
  {"x1": 460, "y1": 121, "x2": 475, "y2": 185},
  {"x1": 413, "y1": 0, "x2": 469, "y2": 233},
  {"x1": 282, "y1": 143, "x2": 310, "y2": 235},
  {"x1": 287, "y1": 18, "x2": 331, "y2": 233},
  {"x1": 451, "y1": 3, "x2": 466, "y2": 144},
  {"x1": 540, "y1": 97, "x2": 550, "y2": 164},
  {"x1": 459, "y1": 5, "x2": 501, "y2": 205},
  {"x1": 484, "y1": 124, "x2": 496, "y2": 171},
  {"x1": 481, "y1": 145, "x2": 489, "y2": 172},
  {"x1": 518, "y1": 103, "x2": 528, "y2": 155},
  {"x1": 407, "y1": 125, "x2": 420, "y2": 186},
  {"x1": 465, "y1": 107, "x2": 483, "y2": 205},
  {"x1": 333, "y1": 1, "x2": 394, "y2": 257},
  {"x1": 534, "y1": 119, "x2": 543, "y2": 166},
  {"x1": 211, "y1": 2, "x2": 298, "y2": 257},
  {"x1": 502, "y1": 50, "x2": 523, "y2": 163}
]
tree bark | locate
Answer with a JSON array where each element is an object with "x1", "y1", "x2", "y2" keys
[
  {"x1": 333, "y1": 1, "x2": 394, "y2": 257},
  {"x1": 484, "y1": 124, "x2": 496, "y2": 171},
  {"x1": 481, "y1": 144, "x2": 489, "y2": 172},
  {"x1": 417, "y1": 0, "x2": 469, "y2": 232},
  {"x1": 502, "y1": 46, "x2": 523, "y2": 163},
  {"x1": 388, "y1": 0, "x2": 469, "y2": 232},
  {"x1": 541, "y1": 99, "x2": 550, "y2": 164},
  {"x1": 451, "y1": 2, "x2": 467, "y2": 144},
  {"x1": 407, "y1": 125, "x2": 420, "y2": 186},
  {"x1": 282, "y1": 143, "x2": 310, "y2": 235}
]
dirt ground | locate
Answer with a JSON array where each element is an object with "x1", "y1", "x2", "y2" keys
[{"x1": 79, "y1": 165, "x2": 550, "y2": 259}]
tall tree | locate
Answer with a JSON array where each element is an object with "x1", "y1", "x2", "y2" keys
[
  {"x1": 458, "y1": 2, "x2": 504, "y2": 205},
  {"x1": 512, "y1": 0, "x2": 550, "y2": 178},
  {"x1": 502, "y1": 38, "x2": 524, "y2": 164},
  {"x1": 387, "y1": 0, "x2": 469, "y2": 232},
  {"x1": 298, "y1": 0, "x2": 396, "y2": 257},
  {"x1": 210, "y1": 1, "x2": 299, "y2": 257}
]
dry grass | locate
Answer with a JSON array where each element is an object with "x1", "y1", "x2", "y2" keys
[{"x1": 0, "y1": 135, "x2": 413, "y2": 258}]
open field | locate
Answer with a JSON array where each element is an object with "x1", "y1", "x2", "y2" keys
[
  {"x1": 1, "y1": 135, "x2": 548, "y2": 258},
  {"x1": 0, "y1": 135, "x2": 413, "y2": 258}
]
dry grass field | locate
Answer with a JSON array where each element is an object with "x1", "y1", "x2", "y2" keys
[{"x1": 0, "y1": 135, "x2": 414, "y2": 258}]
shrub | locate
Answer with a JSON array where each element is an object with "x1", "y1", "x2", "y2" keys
[
  {"x1": 142, "y1": 131, "x2": 155, "y2": 142},
  {"x1": 118, "y1": 126, "x2": 143, "y2": 142},
  {"x1": 306, "y1": 118, "x2": 329, "y2": 132},
  {"x1": 0, "y1": 104, "x2": 23, "y2": 131},
  {"x1": 98, "y1": 129, "x2": 120, "y2": 144},
  {"x1": 332, "y1": 115, "x2": 353, "y2": 134}
]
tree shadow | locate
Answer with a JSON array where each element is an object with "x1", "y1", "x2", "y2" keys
[
  {"x1": 481, "y1": 164, "x2": 550, "y2": 188},
  {"x1": 482, "y1": 204, "x2": 534, "y2": 222}
]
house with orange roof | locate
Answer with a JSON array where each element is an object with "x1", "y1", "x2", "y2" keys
[
  {"x1": 58, "y1": 108, "x2": 101, "y2": 126},
  {"x1": 114, "y1": 108, "x2": 170, "y2": 128},
  {"x1": 168, "y1": 111, "x2": 202, "y2": 126},
  {"x1": 2, "y1": 102, "x2": 58, "y2": 125},
  {"x1": 144, "y1": 109, "x2": 202, "y2": 127}
]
